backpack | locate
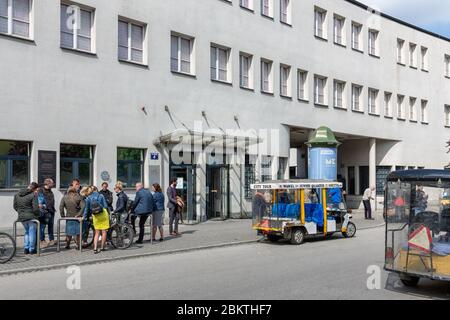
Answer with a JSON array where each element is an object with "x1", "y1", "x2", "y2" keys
[
  {"x1": 126, "y1": 198, "x2": 134, "y2": 213},
  {"x1": 90, "y1": 198, "x2": 103, "y2": 215}
]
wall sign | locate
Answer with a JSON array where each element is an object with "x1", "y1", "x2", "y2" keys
[
  {"x1": 150, "y1": 152, "x2": 159, "y2": 160},
  {"x1": 38, "y1": 151, "x2": 57, "y2": 185},
  {"x1": 101, "y1": 171, "x2": 110, "y2": 181}
]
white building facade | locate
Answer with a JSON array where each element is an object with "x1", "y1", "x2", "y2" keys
[{"x1": 0, "y1": 0, "x2": 449, "y2": 228}]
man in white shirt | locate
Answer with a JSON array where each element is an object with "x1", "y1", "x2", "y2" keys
[{"x1": 362, "y1": 186, "x2": 375, "y2": 220}]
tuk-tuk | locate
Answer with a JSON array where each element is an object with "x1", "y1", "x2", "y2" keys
[
  {"x1": 384, "y1": 170, "x2": 450, "y2": 286},
  {"x1": 250, "y1": 180, "x2": 356, "y2": 245}
]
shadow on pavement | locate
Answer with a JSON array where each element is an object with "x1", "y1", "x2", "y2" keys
[{"x1": 384, "y1": 272, "x2": 450, "y2": 300}]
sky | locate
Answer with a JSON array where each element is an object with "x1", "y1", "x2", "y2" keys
[{"x1": 360, "y1": 0, "x2": 450, "y2": 38}]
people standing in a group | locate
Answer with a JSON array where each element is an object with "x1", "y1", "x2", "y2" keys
[
  {"x1": 81, "y1": 186, "x2": 110, "y2": 254},
  {"x1": 60, "y1": 186, "x2": 85, "y2": 250},
  {"x1": 40, "y1": 178, "x2": 56, "y2": 248},
  {"x1": 131, "y1": 183, "x2": 155, "y2": 244},
  {"x1": 167, "y1": 178, "x2": 180, "y2": 236},
  {"x1": 362, "y1": 186, "x2": 375, "y2": 220},
  {"x1": 151, "y1": 183, "x2": 165, "y2": 242},
  {"x1": 113, "y1": 181, "x2": 129, "y2": 224},
  {"x1": 99, "y1": 182, "x2": 113, "y2": 212},
  {"x1": 13, "y1": 182, "x2": 40, "y2": 255}
]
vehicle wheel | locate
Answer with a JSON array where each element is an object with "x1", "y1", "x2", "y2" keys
[
  {"x1": 0, "y1": 233, "x2": 16, "y2": 264},
  {"x1": 400, "y1": 274, "x2": 420, "y2": 287},
  {"x1": 82, "y1": 224, "x2": 95, "y2": 249},
  {"x1": 110, "y1": 224, "x2": 135, "y2": 249},
  {"x1": 290, "y1": 228, "x2": 305, "y2": 245},
  {"x1": 267, "y1": 234, "x2": 281, "y2": 243},
  {"x1": 343, "y1": 222, "x2": 356, "y2": 238}
]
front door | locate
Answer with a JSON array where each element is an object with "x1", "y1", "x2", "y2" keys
[
  {"x1": 206, "y1": 165, "x2": 230, "y2": 220},
  {"x1": 170, "y1": 166, "x2": 196, "y2": 222}
]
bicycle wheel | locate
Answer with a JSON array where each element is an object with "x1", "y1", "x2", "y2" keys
[
  {"x1": 82, "y1": 222, "x2": 95, "y2": 249},
  {"x1": 110, "y1": 223, "x2": 135, "y2": 250},
  {"x1": 0, "y1": 232, "x2": 16, "y2": 264}
]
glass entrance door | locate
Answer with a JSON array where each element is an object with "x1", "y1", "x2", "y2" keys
[
  {"x1": 206, "y1": 165, "x2": 230, "y2": 220},
  {"x1": 170, "y1": 166, "x2": 196, "y2": 222}
]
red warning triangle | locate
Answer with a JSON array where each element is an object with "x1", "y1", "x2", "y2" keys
[{"x1": 408, "y1": 225, "x2": 432, "y2": 253}]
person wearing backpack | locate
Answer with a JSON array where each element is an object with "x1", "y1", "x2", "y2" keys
[{"x1": 81, "y1": 186, "x2": 110, "y2": 254}]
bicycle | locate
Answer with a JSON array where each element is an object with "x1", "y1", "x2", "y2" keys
[{"x1": 0, "y1": 232, "x2": 16, "y2": 264}]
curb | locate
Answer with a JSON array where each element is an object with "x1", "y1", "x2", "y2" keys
[{"x1": 0, "y1": 223, "x2": 385, "y2": 277}]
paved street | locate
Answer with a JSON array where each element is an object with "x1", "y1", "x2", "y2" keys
[{"x1": 1, "y1": 224, "x2": 449, "y2": 300}]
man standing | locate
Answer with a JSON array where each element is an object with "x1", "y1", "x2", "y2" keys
[
  {"x1": 167, "y1": 178, "x2": 180, "y2": 236},
  {"x1": 99, "y1": 182, "x2": 114, "y2": 212},
  {"x1": 13, "y1": 182, "x2": 40, "y2": 255},
  {"x1": 362, "y1": 186, "x2": 375, "y2": 220},
  {"x1": 131, "y1": 183, "x2": 155, "y2": 244},
  {"x1": 41, "y1": 178, "x2": 56, "y2": 247}
]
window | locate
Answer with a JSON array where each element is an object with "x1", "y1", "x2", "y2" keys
[
  {"x1": 297, "y1": 70, "x2": 308, "y2": 101},
  {"x1": 60, "y1": 3, "x2": 94, "y2": 52},
  {"x1": 445, "y1": 55, "x2": 450, "y2": 77},
  {"x1": 397, "y1": 95, "x2": 405, "y2": 120},
  {"x1": 261, "y1": 0, "x2": 272, "y2": 17},
  {"x1": 117, "y1": 148, "x2": 144, "y2": 189},
  {"x1": 333, "y1": 15, "x2": 345, "y2": 45},
  {"x1": 351, "y1": 84, "x2": 363, "y2": 112},
  {"x1": 351, "y1": 22, "x2": 362, "y2": 51},
  {"x1": 280, "y1": 0, "x2": 291, "y2": 24},
  {"x1": 314, "y1": 75, "x2": 327, "y2": 105},
  {"x1": 277, "y1": 157, "x2": 287, "y2": 180},
  {"x1": 446, "y1": 105, "x2": 450, "y2": 127},
  {"x1": 60, "y1": 144, "x2": 93, "y2": 188},
  {"x1": 384, "y1": 92, "x2": 392, "y2": 117},
  {"x1": 421, "y1": 47, "x2": 428, "y2": 71},
  {"x1": 261, "y1": 155, "x2": 272, "y2": 182},
  {"x1": 333, "y1": 80, "x2": 345, "y2": 108},
  {"x1": 211, "y1": 44, "x2": 231, "y2": 83},
  {"x1": 261, "y1": 59, "x2": 273, "y2": 93},
  {"x1": 420, "y1": 100, "x2": 428, "y2": 123},
  {"x1": 240, "y1": 0, "x2": 253, "y2": 10},
  {"x1": 397, "y1": 39, "x2": 405, "y2": 64},
  {"x1": 0, "y1": 0, "x2": 32, "y2": 38},
  {"x1": 409, "y1": 43, "x2": 417, "y2": 68},
  {"x1": 118, "y1": 19, "x2": 146, "y2": 64},
  {"x1": 280, "y1": 64, "x2": 291, "y2": 97},
  {"x1": 171, "y1": 33, "x2": 194, "y2": 75},
  {"x1": 240, "y1": 53, "x2": 253, "y2": 89},
  {"x1": 244, "y1": 155, "x2": 256, "y2": 199},
  {"x1": 368, "y1": 29, "x2": 378, "y2": 56},
  {"x1": 0, "y1": 140, "x2": 30, "y2": 189},
  {"x1": 368, "y1": 88, "x2": 379, "y2": 114},
  {"x1": 314, "y1": 7, "x2": 326, "y2": 39},
  {"x1": 376, "y1": 166, "x2": 392, "y2": 195},
  {"x1": 409, "y1": 97, "x2": 417, "y2": 121}
]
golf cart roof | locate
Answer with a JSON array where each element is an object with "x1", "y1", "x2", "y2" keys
[
  {"x1": 387, "y1": 169, "x2": 450, "y2": 182},
  {"x1": 250, "y1": 180, "x2": 343, "y2": 190}
]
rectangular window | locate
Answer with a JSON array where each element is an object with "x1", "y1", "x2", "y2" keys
[
  {"x1": 60, "y1": 3, "x2": 94, "y2": 52},
  {"x1": 333, "y1": 80, "x2": 345, "y2": 108},
  {"x1": 171, "y1": 33, "x2": 194, "y2": 75},
  {"x1": 409, "y1": 43, "x2": 417, "y2": 68},
  {"x1": 0, "y1": 0, "x2": 31, "y2": 38},
  {"x1": 397, "y1": 39, "x2": 404, "y2": 64},
  {"x1": 421, "y1": 47, "x2": 428, "y2": 71},
  {"x1": 348, "y1": 166, "x2": 355, "y2": 195},
  {"x1": 397, "y1": 95, "x2": 405, "y2": 120},
  {"x1": 118, "y1": 19, "x2": 145, "y2": 64},
  {"x1": 445, "y1": 55, "x2": 450, "y2": 77},
  {"x1": 446, "y1": 105, "x2": 450, "y2": 127},
  {"x1": 351, "y1": 22, "x2": 362, "y2": 51},
  {"x1": 333, "y1": 15, "x2": 345, "y2": 45},
  {"x1": 368, "y1": 88, "x2": 379, "y2": 114},
  {"x1": 261, "y1": 0, "x2": 272, "y2": 17},
  {"x1": 280, "y1": 0, "x2": 290, "y2": 24},
  {"x1": 261, "y1": 59, "x2": 273, "y2": 93},
  {"x1": 314, "y1": 75, "x2": 327, "y2": 105},
  {"x1": 211, "y1": 45, "x2": 231, "y2": 83},
  {"x1": 421, "y1": 100, "x2": 428, "y2": 123},
  {"x1": 384, "y1": 92, "x2": 392, "y2": 117},
  {"x1": 261, "y1": 155, "x2": 272, "y2": 182},
  {"x1": 240, "y1": 53, "x2": 253, "y2": 89},
  {"x1": 368, "y1": 29, "x2": 378, "y2": 56},
  {"x1": 117, "y1": 147, "x2": 144, "y2": 189},
  {"x1": 297, "y1": 70, "x2": 308, "y2": 101},
  {"x1": 409, "y1": 97, "x2": 417, "y2": 121},
  {"x1": 351, "y1": 84, "x2": 362, "y2": 112},
  {"x1": 314, "y1": 7, "x2": 326, "y2": 39},
  {"x1": 240, "y1": 0, "x2": 253, "y2": 10},
  {"x1": 376, "y1": 166, "x2": 392, "y2": 195},
  {"x1": 60, "y1": 144, "x2": 93, "y2": 188},
  {"x1": 277, "y1": 157, "x2": 287, "y2": 180},
  {"x1": 280, "y1": 64, "x2": 291, "y2": 97},
  {"x1": 0, "y1": 140, "x2": 30, "y2": 189},
  {"x1": 244, "y1": 155, "x2": 256, "y2": 199}
]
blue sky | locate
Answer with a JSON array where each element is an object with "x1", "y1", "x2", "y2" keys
[{"x1": 361, "y1": 0, "x2": 450, "y2": 38}]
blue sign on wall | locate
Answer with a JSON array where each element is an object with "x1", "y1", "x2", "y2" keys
[
  {"x1": 150, "y1": 152, "x2": 159, "y2": 160},
  {"x1": 308, "y1": 147, "x2": 337, "y2": 181}
]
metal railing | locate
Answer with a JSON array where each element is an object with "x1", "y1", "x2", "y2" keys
[
  {"x1": 57, "y1": 217, "x2": 83, "y2": 253},
  {"x1": 13, "y1": 219, "x2": 41, "y2": 256}
]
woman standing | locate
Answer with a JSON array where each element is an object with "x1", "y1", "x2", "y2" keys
[
  {"x1": 81, "y1": 186, "x2": 110, "y2": 254},
  {"x1": 151, "y1": 183, "x2": 165, "y2": 241},
  {"x1": 60, "y1": 187, "x2": 84, "y2": 249}
]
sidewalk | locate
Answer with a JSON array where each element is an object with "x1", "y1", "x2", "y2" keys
[{"x1": 0, "y1": 211, "x2": 383, "y2": 276}]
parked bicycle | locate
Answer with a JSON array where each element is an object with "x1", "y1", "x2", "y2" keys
[{"x1": 0, "y1": 232, "x2": 16, "y2": 264}]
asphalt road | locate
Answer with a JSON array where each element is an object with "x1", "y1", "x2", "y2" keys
[{"x1": 0, "y1": 226, "x2": 449, "y2": 300}]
